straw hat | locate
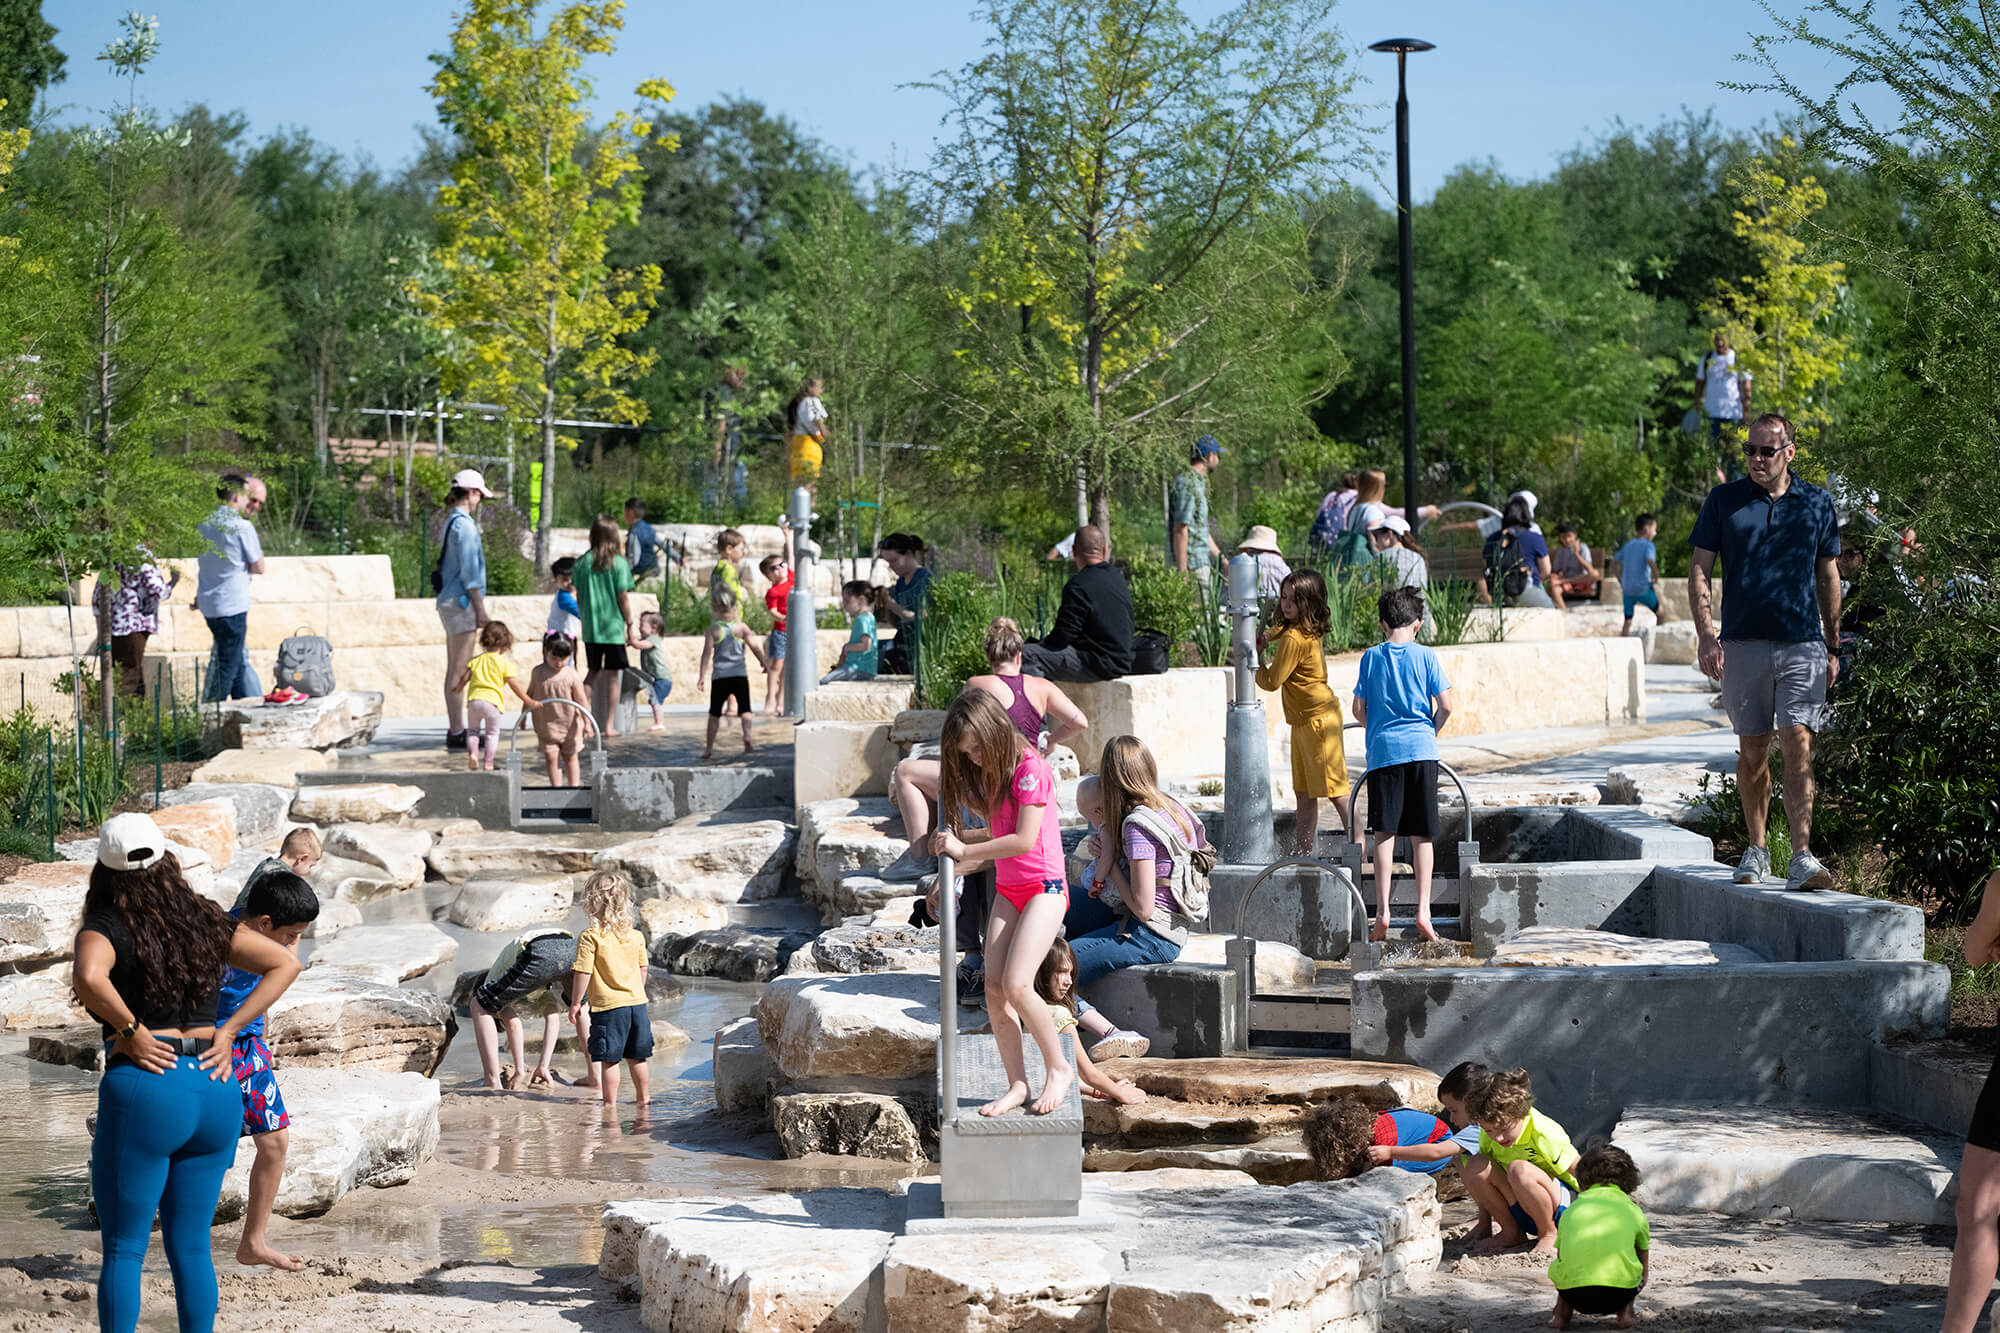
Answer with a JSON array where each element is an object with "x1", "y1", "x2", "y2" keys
[{"x1": 1237, "y1": 525, "x2": 1282, "y2": 554}]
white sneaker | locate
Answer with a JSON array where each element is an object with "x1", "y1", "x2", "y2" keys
[
  {"x1": 1786, "y1": 850, "x2": 1833, "y2": 892},
  {"x1": 1087, "y1": 1029, "x2": 1151, "y2": 1062},
  {"x1": 1733, "y1": 845, "x2": 1771, "y2": 884}
]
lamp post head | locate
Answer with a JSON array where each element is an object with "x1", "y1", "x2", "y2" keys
[{"x1": 1368, "y1": 37, "x2": 1436, "y2": 54}]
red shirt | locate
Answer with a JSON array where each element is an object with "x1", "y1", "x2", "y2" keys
[{"x1": 765, "y1": 574, "x2": 792, "y2": 631}]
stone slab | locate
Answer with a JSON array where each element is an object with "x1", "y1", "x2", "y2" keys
[
  {"x1": 652, "y1": 926, "x2": 814, "y2": 982},
  {"x1": 191, "y1": 747, "x2": 332, "y2": 787},
  {"x1": 756, "y1": 971, "x2": 982, "y2": 1083},
  {"x1": 773, "y1": 1091, "x2": 932, "y2": 1163},
  {"x1": 428, "y1": 830, "x2": 604, "y2": 884},
  {"x1": 290, "y1": 783, "x2": 424, "y2": 825},
  {"x1": 1490, "y1": 926, "x2": 1764, "y2": 968},
  {"x1": 712, "y1": 1015, "x2": 779, "y2": 1114},
  {"x1": 447, "y1": 876, "x2": 578, "y2": 931},
  {"x1": 594, "y1": 816, "x2": 795, "y2": 903},
  {"x1": 158, "y1": 783, "x2": 291, "y2": 845},
  {"x1": 322, "y1": 824, "x2": 433, "y2": 889},
  {"x1": 305, "y1": 924, "x2": 458, "y2": 983},
  {"x1": 264, "y1": 971, "x2": 457, "y2": 1075},
  {"x1": 802, "y1": 679, "x2": 914, "y2": 723},
  {"x1": 146, "y1": 800, "x2": 237, "y2": 870},
  {"x1": 216, "y1": 690, "x2": 384, "y2": 751},
  {"x1": 0, "y1": 967, "x2": 88, "y2": 1030},
  {"x1": 1615, "y1": 1103, "x2": 1958, "y2": 1225},
  {"x1": 0, "y1": 860, "x2": 92, "y2": 966},
  {"x1": 309, "y1": 854, "x2": 407, "y2": 905},
  {"x1": 637, "y1": 896, "x2": 732, "y2": 944},
  {"x1": 212, "y1": 1068, "x2": 439, "y2": 1220}
]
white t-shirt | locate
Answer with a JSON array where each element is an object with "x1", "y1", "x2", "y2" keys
[
  {"x1": 1700, "y1": 350, "x2": 1748, "y2": 419},
  {"x1": 793, "y1": 395, "x2": 827, "y2": 438},
  {"x1": 1053, "y1": 531, "x2": 1078, "y2": 559}
]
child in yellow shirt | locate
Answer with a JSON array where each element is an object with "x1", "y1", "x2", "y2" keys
[
  {"x1": 1464, "y1": 1067, "x2": 1581, "y2": 1256},
  {"x1": 568, "y1": 871, "x2": 652, "y2": 1117},
  {"x1": 1255, "y1": 569, "x2": 1353, "y2": 854},
  {"x1": 450, "y1": 621, "x2": 541, "y2": 772},
  {"x1": 1549, "y1": 1140, "x2": 1649, "y2": 1329}
]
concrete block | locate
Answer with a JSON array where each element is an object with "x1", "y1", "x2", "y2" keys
[
  {"x1": 1870, "y1": 1040, "x2": 1990, "y2": 1136},
  {"x1": 1489, "y1": 927, "x2": 1763, "y2": 967},
  {"x1": 1567, "y1": 805, "x2": 1715, "y2": 862},
  {"x1": 941, "y1": 1031, "x2": 1083, "y2": 1218},
  {"x1": 1352, "y1": 960, "x2": 1950, "y2": 1138},
  {"x1": 1208, "y1": 863, "x2": 1362, "y2": 961},
  {"x1": 1081, "y1": 962, "x2": 1242, "y2": 1060},
  {"x1": 1640, "y1": 620, "x2": 1699, "y2": 664},
  {"x1": 794, "y1": 721, "x2": 893, "y2": 811},
  {"x1": 1651, "y1": 863, "x2": 1924, "y2": 962},
  {"x1": 803, "y1": 679, "x2": 914, "y2": 723},
  {"x1": 1463, "y1": 861, "x2": 1653, "y2": 956},
  {"x1": 672, "y1": 765, "x2": 791, "y2": 821}
]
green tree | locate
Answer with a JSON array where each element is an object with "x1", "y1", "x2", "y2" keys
[
  {"x1": 413, "y1": 0, "x2": 671, "y2": 571},
  {"x1": 0, "y1": 0, "x2": 65, "y2": 130},
  {"x1": 919, "y1": 0, "x2": 1367, "y2": 533}
]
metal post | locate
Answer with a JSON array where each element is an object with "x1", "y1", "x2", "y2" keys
[
  {"x1": 937, "y1": 851, "x2": 958, "y2": 1131},
  {"x1": 783, "y1": 487, "x2": 820, "y2": 717},
  {"x1": 153, "y1": 666, "x2": 163, "y2": 808},
  {"x1": 1221, "y1": 553, "x2": 1278, "y2": 864},
  {"x1": 1075, "y1": 461, "x2": 1088, "y2": 530},
  {"x1": 1391, "y1": 50, "x2": 1421, "y2": 528}
]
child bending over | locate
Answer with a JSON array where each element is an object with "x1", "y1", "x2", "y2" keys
[
  {"x1": 1464, "y1": 1067, "x2": 1580, "y2": 1256},
  {"x1": 1548, "y1": 1140, "x2": 1649, "y2": 1329},
  {"x1": 1304, "y1": 1096, "x2": 1461, "y2": 1180}
]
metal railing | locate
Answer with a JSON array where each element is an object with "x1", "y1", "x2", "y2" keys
[
  {"x1": 506, "y1": 696, "x2": 605, "y2": 762},
  {"x1": 937, "y1": 850, "x2": 959, "y2": 1131},
  {"x1": 1226, "y1": 854, "x2": 1374, "y2": 1048},
  {"x1": 1343, "y1": 721, "x2": 1474, "y2": 848}
]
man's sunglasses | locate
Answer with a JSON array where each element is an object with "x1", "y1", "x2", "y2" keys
[{"x1": 1743, "y1": 445, "x2": 1787, "y2": 459}]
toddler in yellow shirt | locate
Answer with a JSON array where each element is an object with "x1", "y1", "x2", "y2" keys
[{"x1": 569, "y1": 871, "x2": 652, "y2": 1116}]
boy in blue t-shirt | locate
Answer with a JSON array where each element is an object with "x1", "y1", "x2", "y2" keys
[
  {"x1": 218, "y1": 870, "x2": 319, "y2": 1270},
  {"x1": 1353, "y1": 586, "x2": 1453, "y2": 942},
  {"x1": 1614, "y1": 513, "x2": 1663, "y2": 635}
]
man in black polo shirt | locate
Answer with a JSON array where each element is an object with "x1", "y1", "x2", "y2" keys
[
  {"x1": 1689, "y1": 413, "x2": 1842, "y2": 891},
  {"x1": 1021, "y1": 525, "x2": 1134, "y2": 682}
]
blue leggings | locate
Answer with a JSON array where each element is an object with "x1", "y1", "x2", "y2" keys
[{"x1": 93, "y1": 1054, "x2": 242, "y2": 1333}]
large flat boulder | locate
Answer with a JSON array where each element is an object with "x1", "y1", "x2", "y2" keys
[
  {"x1": 28, "y1": 1025, "x2": 104, "y2": 1072},
  {"x1": 772, "y1": 1092, "x2": 931, "y2": 1163},
  {"x1": 447, "y1": 876, "x2": 577, "y2": 931},
  {"x1": 1179, "y1": 934, "x2": 1318, "y2": 989},
  {"x1": 712, "y1": 1016, "x2": 778, "y2": 1114},
  {"x1": 595, "y1": 816, "x2": 794, "y2": 903},
  {"x1": 809, "y1": 919, "x2": 936, "y2": 975},
  {"x1": 146, "y1": 800, "x2": 237, "y2": 870},
  {"x1": 755, "y1": 971, "x2": 979, "y2": 1083},
  {"x1": 304, "y1": 896, "x2": 363, "y2": 938},
  {"x1": 637, "y1": 896, "x2": 732, "y2": 945},
  {"x1": 1491, "y1": 927, "x2": 1764, "y2": 968},
  {"x1": 212, "y1": 1068, "x2": 438, "y2": 1220},
  {"x1": 309, "y1": 854, "x2": 410, "y2": 905},
  {"x1": 795, "y1": 798, "x2": 902, "y2": 885},
  {"x1": 322, "y1": 825, "x2": 433, "y2": 889},
  {"x1": 305, "y1": 924, "x2": 458, "y2": 983},
  {"x1": 653, "y1": 927, "x2": 813, "y2": 982},
  {"x1": 191, "y1": 746, "x2": 332, "y2": 788},
  {"x1": 0, "y1": 860, "x2": 92, "y2": 966},
  {"x1": 0, "y1": 967, "x2": 88, "y2": 1031},
  {"x1": 428, "y1": 830, "x2": 603, "y2": 885},
  {"x1": 159, "y1": 783, "x2": 291, "y2": 844},
  {"x1": 807, "y1": 871, "x2": 914, "y2": 923},
  {"x1": 290, "y1": 783, "x2": 423, "y2": 825},
  {"x1": 804, "y1": 810, "x2": 907, "y2": 893},
  {"x1": 1083, "y1": 1057, "x2": 1441, "y2": 1156},
  {"x1": 217, "y1": 690, "x2": 383, "y2": 751},
  {"x1": 264, "y1": 971, "x2": 457, "y2": 1075},
  {"x1": 1086, "y1": 1137, "x2": 1315, "y2": 1185}
]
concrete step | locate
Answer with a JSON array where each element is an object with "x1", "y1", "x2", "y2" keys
[{"x1": 1615, "y1": 1104, "x2": 1960, "y2": 1225}]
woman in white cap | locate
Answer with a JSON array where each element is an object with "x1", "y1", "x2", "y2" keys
[
  {"x1": 1236, "y1": 526, "x2": 1292, "y2": 600},
  {"x1": 436, "y1": 469, "x2": 491, "y2": 752},
  {"x1": 1369, "y1": 512, "x2": 1434, "y2": 635},
  {"x1": 73, "y1": 812, "x2": 301, "y2": 1333}
]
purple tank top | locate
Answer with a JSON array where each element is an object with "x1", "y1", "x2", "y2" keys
[{"x1": 997, "y1": 673, "x2": 1047, "y2": 745}]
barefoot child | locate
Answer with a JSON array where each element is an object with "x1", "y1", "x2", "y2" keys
[
  {"x1": 1439, "y1": 1061, "x2": 1495, "y2": 1239},
  {"x1": 1033, "y1": 940, "x2": 1144, "y2": 1105},
  {"x1": 218, "y1": 869, "x2": 319, "y2": 1270},
  {"x1": 695, "y1": 587, "x2": 768, "y2": 759},
  {"x1": 760, "y1": 555, "x2": 791, "y2": 714},
  {"x1": 929, "y1": 689, "x2": 1073, "y2": 1117},
  {"x1": 234, "y1": 826, "x2": 320, "y2": 912},
  {"x1": 569, "y1": 871, "x2": 652, "y2": 1114},
  {"x1": 635, "y1": 610, "x2": 673, "y2": 731},
  {"x1": 452, "y1": 621, "x2": 545, "y2": 771},
  {"x1": 1548, "y1": 1140, "x2": 1649, "y2": 1329},
  {"x1": 472, "y1": 927, "x2": 587, "y2": 1092},
  {"x1": 1255, "y1": 569, "x2": 1354, "y2": 854},
  {"x1": 1464, "y1": 1067, "x2": 1580, "y2": 1256},
  {"x1": 1352, "y1": 586, "x2": 1453, "y2": 942},
  {"x1": 1615, "y1": 514, "x2": 1662, "y2": 636},
  {"x1": 526, "y1": 635, "x2": 593, "y2": 786},
  {"x1": 819, "y1": 581, "x2": 882, "y2": 684}
]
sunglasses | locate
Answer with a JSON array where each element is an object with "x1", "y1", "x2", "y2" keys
[{"x1": 1743, "y1": 445, "x2": 1787, "y2": 460}]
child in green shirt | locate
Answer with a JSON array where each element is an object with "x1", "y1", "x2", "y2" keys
[
  {"x1": 1463, "y1": 1067, "x2": 1580, "y2": 1256},
  {"x1": 1548, "y1": 1141, "x2": 1649, "y2": 1329}
]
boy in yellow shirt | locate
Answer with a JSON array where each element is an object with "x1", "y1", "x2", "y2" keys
[
  {"x1": 1464, "y1": 1067, "x2": 1580, "y2": 1256},
  {"x1": 569, "y1": 871, "x2": 652, "y2": 1116},
  {"x1": 1548, "y1": 1141, "x2": 1649, "y2": 1328}
]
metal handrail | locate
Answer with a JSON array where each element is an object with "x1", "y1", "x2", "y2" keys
[
  {"x1": 937, "y1": 851, "x2": 958, "y2": 1132},
  {"x1": 506, "y1": 696, "x2": 606, "y2": 761},
  {"x1": 1228, "y1": 855, "x2": 1374, "y2": 1050},
  {"x1": 1420, "y1": 500, "x2": 1501, "y2": 534},
  {"x1": 1342, "y1": 721, "x2": 1473, "y2": 847}
]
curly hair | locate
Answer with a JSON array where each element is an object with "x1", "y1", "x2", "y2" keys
[
  {"x1": 580, "y1": 871, "x2": 634, "y2": 932},
  {"x1": 84, "y1": 854, "x2": 235, "y2": 1022},
  {"x1": 1470, "y1": 1067, "x2": 1536, "y2": 1125},
  {"x1": 1304, "y1": 1098, "x2": 1379, "y2": 1180},
  {"x1": 1575, "y1": 1138, "x2": 1641, "y2": 1195}
]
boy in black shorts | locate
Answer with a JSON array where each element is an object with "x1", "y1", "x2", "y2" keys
[
  {"x1": 472, "y1": 928, "x2": 584, "y2": 1091},
  {"x1": 1352, "y1": 586, "x2": 1454, "y2": 943}
]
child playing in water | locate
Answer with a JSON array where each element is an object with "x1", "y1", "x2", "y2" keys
[
  {"x1": 1033, "y1": 940, "x2": 1144, "y2": 1105},
  {"x1": 635, "y1": 610, "x2": 673, "y2": 731},
  {"x1": 218, "y1": 869, "x2": 319, "y2": 1271},
  {"x1": 234, "y1": 826, "x2": 320, "y2": 912},
  {"x1": 930, "y1": 689, "x2": 1072, "y2": 1117},
  {"x1": 1352, "y1": 586, "x2": 1453, "y2": 942},
  {"x1": 1463, "y1": 1067, "x2": 1580, "y2": 1256},
  {"x1": 695, "y1": 586, "x2": 768, "y2": 759},
  {"x1": 1548, "y1": 1140, "x2": 1649, "y2": 1329},
  {"x1": 451, "y1": 620, "x2": 545, "y2": 772},
  {"x1": 569, "y1": 871, "x2": 652, "y2": 1116},
  {"x1": 1256, "y1": 568, "x2": 1354, "y2": 855},
  {"x1": 526, "y1": 634, "x2": 594, "y2": 786},
  {"x1": 471, "y1": 927, "x2": 586, "y2": 1092}
]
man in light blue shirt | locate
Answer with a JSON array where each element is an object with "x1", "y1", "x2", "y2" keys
[
  {"x1": 196, "y1": 473, "x2": 266, "y2": 702},
  {"x1": 1614, "y1": 514, "x2": 1662, "y2": 635}
]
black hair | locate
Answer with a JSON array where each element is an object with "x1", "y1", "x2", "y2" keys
[
  {"x1": 1438, "y1": 1061, "x2": 1491, "y2": 1103},
  {"x1": 1502, "y1": 495, "x2": 1534, "y2": 529},
  {"x1": 624, "y1": 497, "x2": 646, "y2": 519},
  {"x1": 1633, "y1": 513, "x2": 1657, "y2": 532},
  {"x1": 879, "y1": 532, "x2": 926, "y2": 556},
  {"x1": 1554, "y1": 521, "x2": 1578, "y2": 537},
  {"x1": 1378, "y1": 586, "x2": 1425, "y2": 631},
  {"x1": 542, "y1": 633, "x2": 574, "y2": 659},
  {"x1": 217, "y1": 472, "x2": 249, "y2": 501},
  {"x1": 551, "y1": 555, "x2": 576, "y2": 577},
  {"x1": 242, "y1": 870, "x2": 320, "y2": 928}
]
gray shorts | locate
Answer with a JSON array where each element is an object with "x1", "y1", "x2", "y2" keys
[
  {"x1": 1720, "y1": 639, "x2": 1828, "y2": 736},
  {"x1": 437, "y1": 599, "x2": 479, "y2": 636}
]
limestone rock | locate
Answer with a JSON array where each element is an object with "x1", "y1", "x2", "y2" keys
[
  {"x1": 801, "y1": 678, "x2": 913, "y2": 722},
  {"x1": 304, "y1": 896, "x2": 362, "y2": 938},
  {"x1": 428, "y1": 830, "x2": 602, "y2": 885},
  {"x1": 28, "y1": 1025, "x2": 104, "y2": 1072},
  {"x1": 652, "y1": 927, "x2": 813, "y2": 983},
  {"x1": 0, "y1": 860, "x2": 92, "y2": 966},
  {"x1": 191, "y1": 747, "x2": 332, "y2": 787},
  {"x1": 796, "y1": 798, "x2": 902, "y2": 885},
  {"x1": 309, "y1": 855, "x2": 406, "y2": 905},
  {"x1": 756, "y1": 971, "x2": 977, "y2": 1082},
  {"x1": 323, "y1": 825, "x2": 433, "y2": 889},
  {"x1": 884, "y1": 1234, "x2": 1115, "y2": 1330},
  {"x1": 810, "y1": 919, "x2": 936, "y2": 975},
  {"x1": 159, "y1": 783, "x2": 291, "y2": 843},
  {"x1": 1640, "y1": 620, "x2": 1698, "y2": 665},
  {"x1": 713, "y1": 1016, "x2": 778, "y2": 1114},
  {"x1": 290, "y1": 783, "x2": 423, "y2": 825},
  {"x1": 808, "y1": 872, "x2": 913, "y2": 923},
  {"x1": 1179, "y1": 934, "x2": 1318, "y2": 990},
  {"x1": 554, "y1": 1018, "x2": 690, "y2": 1058},
  {"x1": 264, "y1": 971, "x2": 457, "y2": 1075},
  {"x1": 889, "y1": 710, "x2": 945, "y2": 746},
  {"x1": 637, "y1": 896, "x2": 731, "y2": 945},
  {"x1": 808, "y1": 815, "x2": 906, "y2": 892},
  {"x1": 599, "y1": 1200, "x2": 689, "y2": 1284},
  {"x1": 306, "y1": 924, "x2": 457, "y2": 983},
  {"x1": 447, "y1": 876, "x2": 576, "y2": 931},
  {"x1": 216, "y1": 690, "x2": 384, "y2": 751},
  {"x1": 1604, "y1": 760, "x2": 1724, "y2": 827},
  {"x1": 147, "y1": 800, "x2": 237, "y2": 870},
  {"x1": 773, "y1": 1092, "x2": 932, "y2": 1163},
  {"x1": 594, "y1": 817, "x2": 794, "y2": 903},
  {"x1": 1491, "y1": 927, "x2": 1764, "y2": 968},
  {"x1": 212, "y1": 1069, "x2": 439, "y2": 1220},
  {"x1": 1102, "y1": 1057, "x2": 1441, "y2": 1116},
  {"x1": 1086, "y1": 1139, "x2": 1316, "y2": 1185},
  {"x1": 0, "y1": 968, "x2": 87, "y2": 1030}
]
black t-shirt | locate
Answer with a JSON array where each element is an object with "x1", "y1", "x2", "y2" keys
[{"x1": 78, "y1": 907, "x2": 224, "y2": 1038}]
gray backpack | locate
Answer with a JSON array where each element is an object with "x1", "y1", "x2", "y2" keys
[{"x1": 274, "y1": 628, "x2": 336, "y2": 697}]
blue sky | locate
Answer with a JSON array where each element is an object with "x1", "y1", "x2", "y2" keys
[{"x1": 40, "y1": 1, "x2": 1863, "y2": 198}]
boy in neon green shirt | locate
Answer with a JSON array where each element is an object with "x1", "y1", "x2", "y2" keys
[
  {"x1": 1464, "y1": 1068, "x2": 1580, "y2": 1256},
  {"x1": 1549, "y1": 1141, "x2": 1650, "y2": 1329}
]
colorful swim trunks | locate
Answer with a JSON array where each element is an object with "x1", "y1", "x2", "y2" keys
[{"x1": 231, "y1": 1034, "x2": 290, "y2": 1136}]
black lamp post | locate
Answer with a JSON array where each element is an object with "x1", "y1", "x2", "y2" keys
[{"x1": 1369, "y1": 37, "x2": 1434, "y2": 529}]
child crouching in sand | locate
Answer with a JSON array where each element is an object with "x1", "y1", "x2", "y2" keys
[
  {"x1": 1463, "y1": 1067, "x2": 1580, "y2": 1256},
  {"x1": 1548, "y1": 1140, "x2": 1649, "y2": 1328},
  {"x1": 1033, "y1": 941, "x2": 1144, "y2": 1105}
]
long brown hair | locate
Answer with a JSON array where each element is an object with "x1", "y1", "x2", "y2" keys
[
  {"x1": 1355, "y1": 468, "x2": 1387, "y2": 506},
  {"x1": 937, "y1": 688, "x2": 1029, "y2": 833},
  {"x1": 83, "y1": 854, "x2": 235, "y2": 1022},
  {"x1": 1034, "y1": 938, "x2": 1080, "y2": 1016},
  {"x1": 1277, "y1": 569, "x2": 1329, "y2": 639},
  {"x1": 589, "y1": 515, "x2": 621, "y2": 572},
  {"x1": 1099, "y1": 735, "x2": 1194, "y2": 855}
]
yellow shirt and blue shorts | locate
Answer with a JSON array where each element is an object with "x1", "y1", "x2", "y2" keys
[
  {"x1": 576, "y1": 925, "x2": 653, "y2": 1065},
  {"x1": 1255, "y1": 626, "x2": 1350, "y2": 800},
  {"x1": 1478, "y1": 1107, "x2": 1580, "y2": 1236},
  {"x1": 1548, "y1": 1183, "x2": 1649, "y2": 1315}
]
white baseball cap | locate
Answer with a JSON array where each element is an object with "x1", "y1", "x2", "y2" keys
[
  {"x1": 98, "y1": 812, "x2": 168, "y2": 872},
  {"x1": 451, "y1": 469, "x2": 490, "y2": 496},
  {"x1": 1509, "y1": 489, "x2": 1539, "y2": 516},
  {"x1": 1370, "y1": 513, "x2": 1412, "y2": 536}
]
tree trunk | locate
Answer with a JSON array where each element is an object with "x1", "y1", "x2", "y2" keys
[{"x1": 538, "y1": 380, "x2": 558, "y2": 575}]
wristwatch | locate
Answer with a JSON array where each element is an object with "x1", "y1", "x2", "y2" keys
[{"x1": 118, "y1": 1022, "x2": 136, "y2": 1039}]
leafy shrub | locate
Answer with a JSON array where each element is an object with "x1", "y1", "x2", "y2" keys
[
  {"x1": 915, "y1": 571, "x2": 1005, "y2": 707},
  {"x1": 1126, "y1": 558, "x2": 1200, "y2": 647}
]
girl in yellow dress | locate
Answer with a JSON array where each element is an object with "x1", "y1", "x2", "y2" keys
[{"x1": 1255, "y1": 569, "x2": 1353, "y2": 854}]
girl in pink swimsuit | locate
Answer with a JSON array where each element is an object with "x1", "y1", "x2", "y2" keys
[{"x1": 930, "y1": 688, "x2": 1072, "y2": 1117}]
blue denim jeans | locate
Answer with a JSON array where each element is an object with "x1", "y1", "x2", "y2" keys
[
  {"x1": 202, "y1": 614, "x2": 261, "y2": 702},
  {"x1": 1068, "y1": 892, "x2": 1181, "y2": 986}
]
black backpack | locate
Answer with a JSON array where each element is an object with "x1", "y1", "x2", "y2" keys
[{"x1": 1484, "y1": 527, "x2": 1532, "y2": 600}]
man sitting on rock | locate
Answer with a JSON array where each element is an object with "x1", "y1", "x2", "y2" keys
[{"x1": 1021, "y1": 525, "x2": 1134, "y2": 682}]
